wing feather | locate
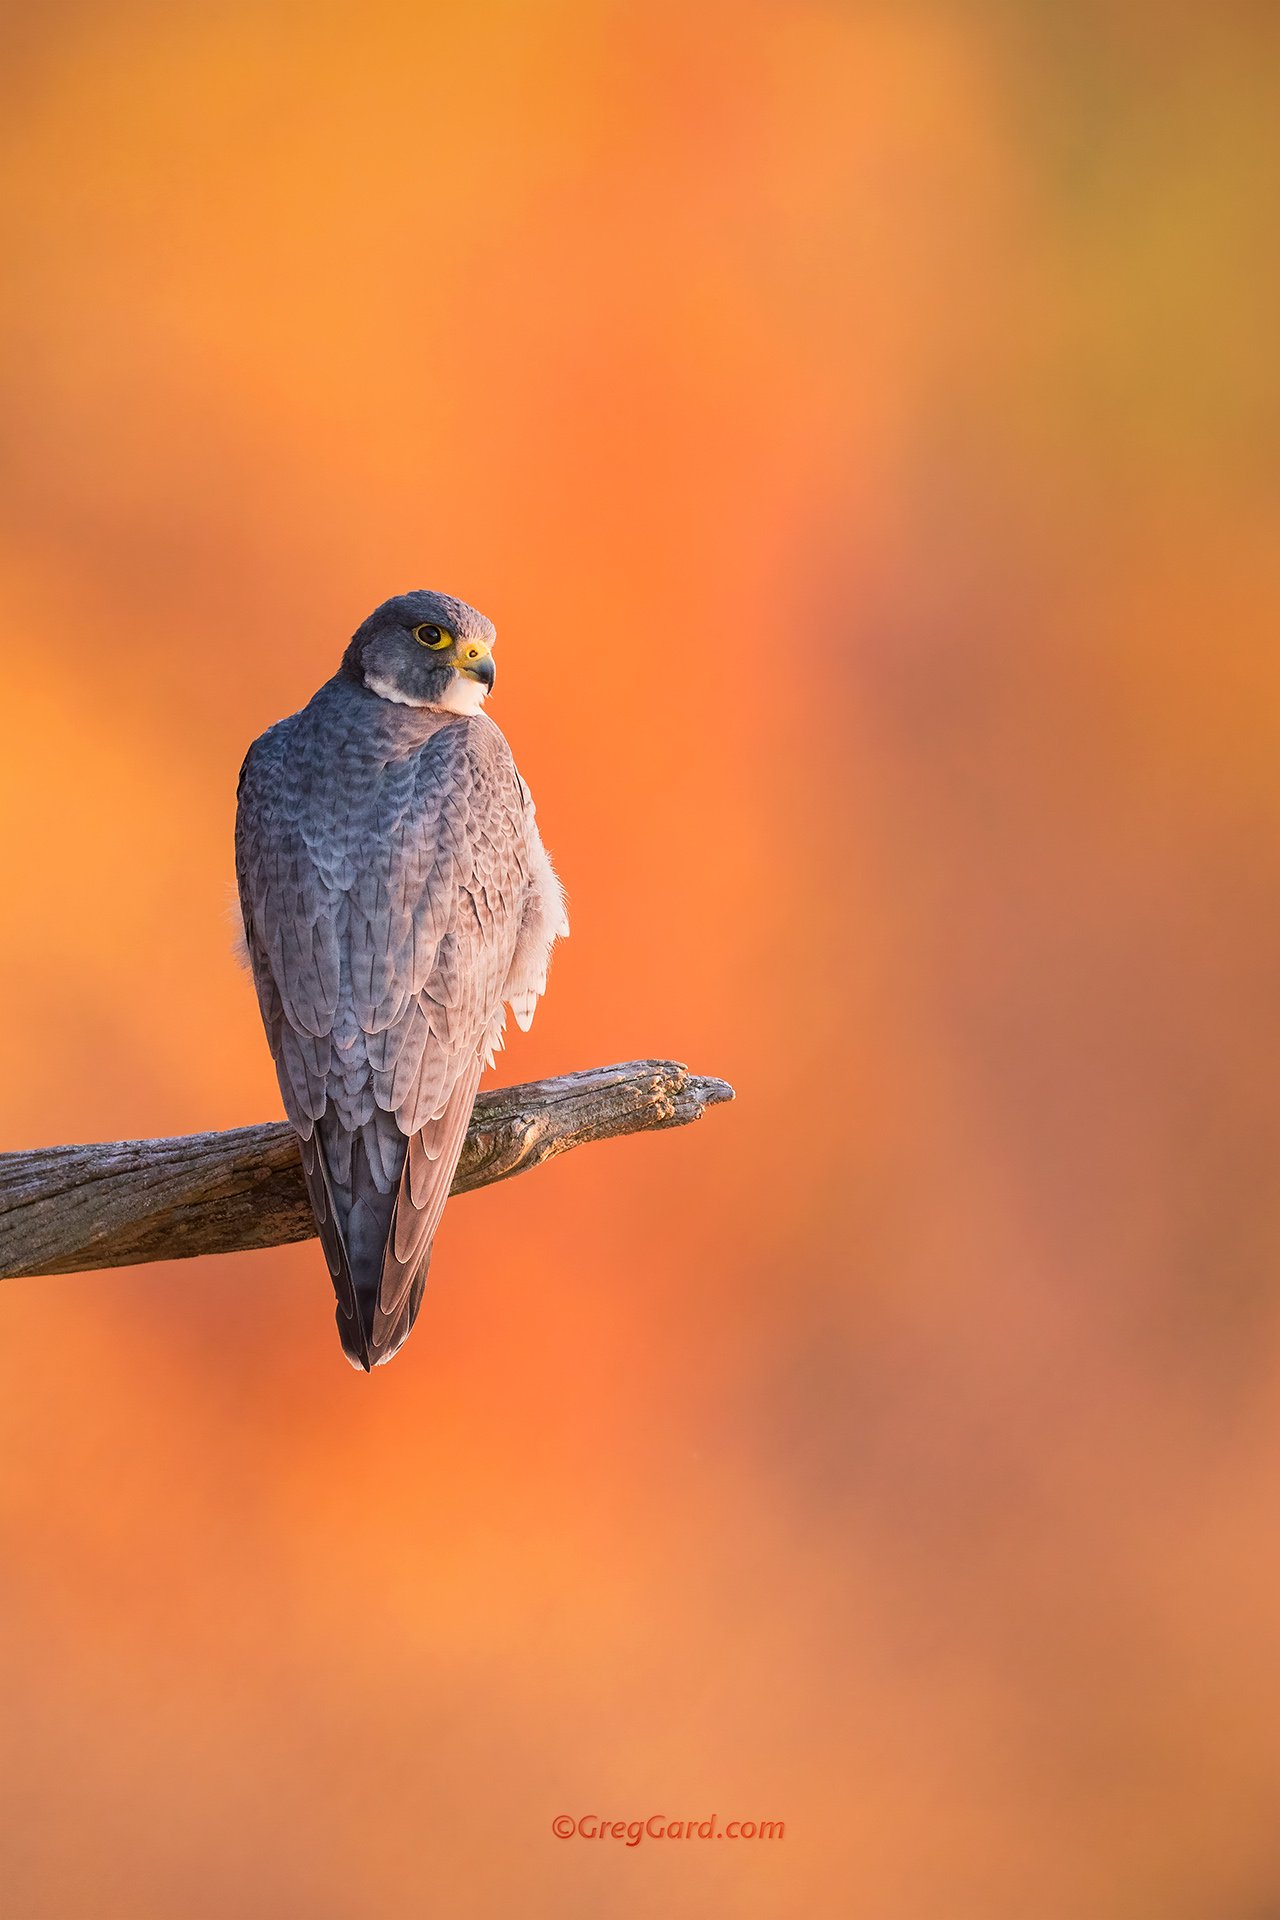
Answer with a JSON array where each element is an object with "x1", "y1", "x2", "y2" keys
[{"x1": 235, "y1": 692, "x2": 541, "y2": 1368}]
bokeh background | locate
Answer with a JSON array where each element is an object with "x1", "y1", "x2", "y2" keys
[{"x1": 1, "y1": 2, "x2": 1278, "y2": 1914}]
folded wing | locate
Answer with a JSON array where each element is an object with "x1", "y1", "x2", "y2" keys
[{"x1": 236, "y1": 705, "x2": 533, "y2": 1367}]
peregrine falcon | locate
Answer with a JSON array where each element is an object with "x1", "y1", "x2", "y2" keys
[{"x1": 235, "y1": 592, "x2": 567, "y2": 1370}]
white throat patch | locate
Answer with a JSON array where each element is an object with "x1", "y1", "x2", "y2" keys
[
  {"x1": 364, "y1": 670, "x2": 489, "y2": 715},
  {"x1": 434, "y1": 674, "x2": 490, "y2": 716}
]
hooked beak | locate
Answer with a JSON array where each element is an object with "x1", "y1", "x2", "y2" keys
[{"x1": 458, "y1": 642, "x2": 495, "y2": 692}]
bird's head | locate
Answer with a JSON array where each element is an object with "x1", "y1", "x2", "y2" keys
[{"x1": 342, "y1": 591, "x2": 497, "y2": 715}]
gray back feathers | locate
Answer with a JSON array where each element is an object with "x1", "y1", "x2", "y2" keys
[{"x1": 236, "y1": 672, "x2": 540, "y2": 1368}]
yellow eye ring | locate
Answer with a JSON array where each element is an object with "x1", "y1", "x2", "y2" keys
[{"x1": 414, "y1": 623, "x2": 452, "y2": 649}]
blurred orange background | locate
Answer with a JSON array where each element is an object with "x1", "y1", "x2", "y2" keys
[{"x1": 2, "y1": 3, "x2": 1279, "y2": 1914}]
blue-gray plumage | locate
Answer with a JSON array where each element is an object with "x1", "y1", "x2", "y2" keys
[{"x1": 235, "y1": 592, "x2": 567, "y2": 1368}]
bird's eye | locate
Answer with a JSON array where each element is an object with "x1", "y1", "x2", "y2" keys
[{"x1": 414, "y1": 623, "x2": 451, "y2": 649}]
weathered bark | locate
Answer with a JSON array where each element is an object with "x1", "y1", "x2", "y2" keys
[{"x1": 0, "y1": 1061, "x2": 733, "y2": 1280}]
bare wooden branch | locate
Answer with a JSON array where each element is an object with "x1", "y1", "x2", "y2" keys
[{"x1": 0, "y1": 1061, "x2": 733, "y2": 1281}]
